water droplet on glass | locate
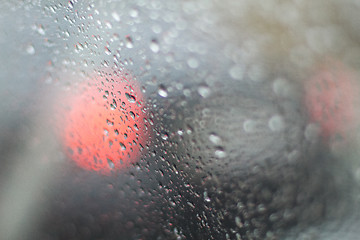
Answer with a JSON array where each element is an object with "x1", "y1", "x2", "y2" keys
[
  {"x1": 187, "y1": 202, "x2": 195, "y2": 209},
  {"x1": 104, "y1": 47, "x2": 111, "y2": 55},
  {"x1": 235, "y1": 216, "x2": 243, "y2": 228},
  {"x1": 37, "y1": 24, "x2": 45, "y2": 35},
  {"x1": 186, "y1": 125, "x2": 193, "y2": 134},
  {"x1": 150, "y1": 39, "x2": 159, "y2": 53},
  {"x1": 103, "y1": 129, "x2": 109, "y2": 136},
  {"x1": 26, "y1": 44, "x2": 35, "y2": 55},
  {"x1": 125, "y1": 93, "x2": 136, "y2": 103},
  {"x1": 112, "y1": 12, "x2": 120, "y2": 22},
  {"x1": 125, "y1": 36, "x2": 134, "y2": 49},
  {"x1": 158, "y1": 85, "x2": 168, "y2": 98},
  {"x1": 198, "y1": 85, "x2": 211, "y2": 98},
  {"x1": 129, "y1": 8, "x2": 139, "y2": 18},
  {"x1": 152, "y1": 24, "x2": 162, "y2": 34},
  {"x1": 169, "y1": 200, "x2": 176, "y2": 207},
  {"x1": 243, "y1": 119, "x2": 256, "y2": 133},
  {"x1": 229, "y1": 65, "x2": 244, "y2": 80},
  {"x1": 268, "y1": 115, "x2": 285, "y2": 132},
  {"x1": 106, "y1": 119, "x2": 114, "y2": 126},
  {"x1": 129, "y1": 111, "x2": 135, "y2": 120},
  {"x1": 110, "y1": 99, "x2": 117, "y2": 110},
  {"x1": 104, "y1": 21, "x2": 112, "y2": 29},
  {"x1": 214, "y1": 147, "x2": 227, "y2": 158},
  {"x1": 273, "y1": 77, "x2": 292, "y2": 98},
  {"x1": 68, "y1": 1, "x2": 74, "y2": 9},
  {"x1": 161, "y1": 133, "x2": 169, "y2": 140},
  {"x1": 75, "y1": 42, "x2": 84, "y2": 51},
  {"x1": 203, "y1": 191, "x2": 211, "y2": 202},
  {"x1": 107, "y1": 158, "x2": 115, "y2": 169},
  {"x1": 187, "y1": 58, "x2": 199, "y2": 69},
  {"x1": 119, "y1": 142, "x2": 126, "y2": 151},
  {"x1": 209, "y1": 133, "x2": 222, "y2": 145}
]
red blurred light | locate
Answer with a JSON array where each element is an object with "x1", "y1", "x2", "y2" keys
[
  {"x1": 304, "y1": 59, "x2": 360, "y2": 142},
  {"x1": 58, "y1": 73, "x2": 147, "y2": 174}
]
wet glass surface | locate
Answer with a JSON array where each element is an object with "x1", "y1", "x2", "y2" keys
[{"x1": 1, "y1": 1, "x2": 360, "y2": 239}]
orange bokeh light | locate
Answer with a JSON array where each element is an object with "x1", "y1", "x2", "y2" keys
[{"x1": 57, "y1": 73, "x2": 147, "y2": 174}]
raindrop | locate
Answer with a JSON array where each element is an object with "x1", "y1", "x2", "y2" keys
[
  {"x1": 257, "y1": 204, "x2": 266, "y2": 213},
  {"x1": 209, "y1": 133, "x2": 222, "y2": 145},
  {"x1": 63, "y1": 30, "x2": 70, "y2": 37},
  {"x1": 169, "y1": 200, "x2": 176, "y2": 207},
  {"x1": 186, "y1": 125, "x2": 193, "y2": 134},
  {"x1": 187, "y1": 58, "x2": 199, "y2": 69},
  {"x1": 104, "y1": 47, "x2": 111, "y2": 55},
  {"x1": 129, "y1": 111, "x2": 135, "y2": 119},
  {"x1": 112, "y1": 12, "x2": 120, "y2": 22},
  {"x1": 110, "y1": 99, "x2": 117, "y2": 110},
  {"x1": 150, "y1": 39, "x2": 160, "y2": 53},
  {"x1": 235, "y1": 217, "x2": 243, "y2": 228},
  {"x1": 107, "y1": 158, "x2": 115, "y2": 169},
  {"x1": 106, "y1": 119, "x2": 114, "y2": 126},
  {"x1": 26, "y1": 44, "x2": 35, "y2": 55},
  {"x1": 197, "y1": 85, "x2": 211, "y2": 98},
  {"x1": 214, "y1": 147, "x2": 227, "y2": 158},
  {"x1": 161, "y1": 133, "x2": 169, "y2": 140},
  {"x1": 103, "y1": 90, "x2": 109, "y2": 99},
  {"x1": 187, "y1": 202, "x2": 195, "y2": 208},
  {"x1": 229, "y1": 65, "x2": 244, "y2": 80},
  {"x1": 158, "y1": 85, "x2": 168, "y2": 98},
  {"x1": 119, "y1": 142, "x2": 126, "y2": 151},
  {"x1": 203, "y1": 191, "x2": 211, "y2": 202},
  {"x1": 125, "y1": 36, "x2": 134, "y2": 48},
  {"x1": 152, "y1": 24, "x2": 162, "y2": 34},
  {"x1": 36, "y1": 24, "x2": 45, "y2": 35},
  {"x1": 125, "y1": 93, "x2": 136, "y2": 103},
  {"x1": 273, "y1": 77, "x2": 292, "y2": 98},
  {"x1": 103, "y1": 129, "x2": 109, "y2": 136},
  {"x1": 129, "y1": 8, "x2": 139, "y2": 18},
  {"x1": 68, "y1": 1, "x2": 74, "y2": 9},
  {"x1": 268, "y1": 115, "x2": 285, "y2": 131},
  {"x1": 243, "y1": 119, "x2": 256, "y2": 133},
  {"x1": 104, "y1": 21, "x2": 112, "y2": 29},
  {"x1": 75, "y1": 42, "x2": 84, "y2": 51}
]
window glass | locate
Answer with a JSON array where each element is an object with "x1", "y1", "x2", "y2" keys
[{"x1": 1, "y1": 1, "x2": 360, "y2": 239}]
